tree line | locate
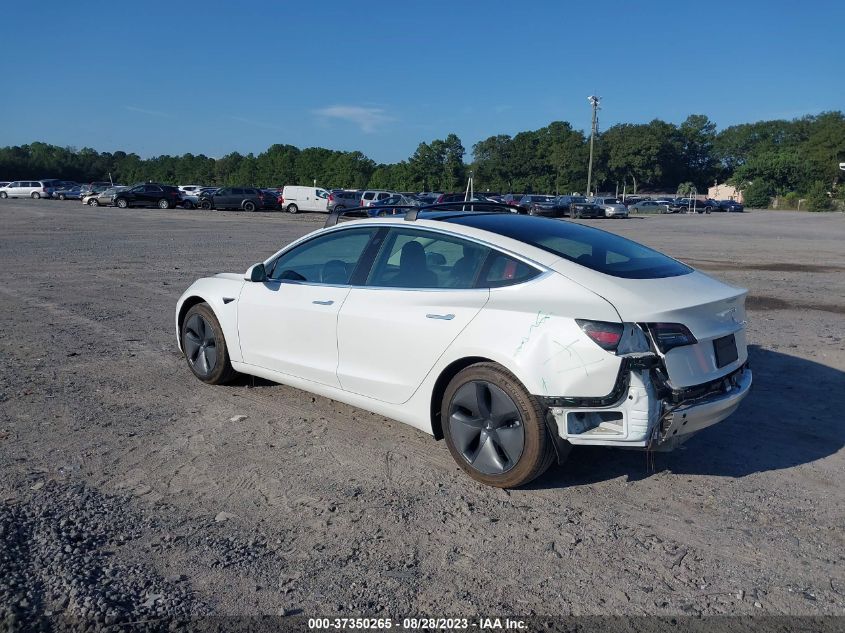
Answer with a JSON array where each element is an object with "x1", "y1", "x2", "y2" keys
[{"x1": 1, "y1": 111, "x2": 842, "y2": 208}]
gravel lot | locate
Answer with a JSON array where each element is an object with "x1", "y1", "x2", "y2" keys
[{"x1": 1, "y1": 200, "x2": 843, "y2": 626}]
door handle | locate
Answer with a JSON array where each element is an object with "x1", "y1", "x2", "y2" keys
[
  {"x1": 426, "y1": 313, "x2": 455, "y2": 320},
  {"x1": 312, "y1": 300, "x2": 334, "y2": 305}
]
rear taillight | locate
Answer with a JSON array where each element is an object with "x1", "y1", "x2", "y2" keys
[
  {"x1": 646, "y1": 323, "x2": 698, "y2": 353},
  {"x1": 328, "y1": 193, "x2": 334, "y2": 202},
  {"x1": 576, "y1": 319, "x2": 624, "y2": 351}
]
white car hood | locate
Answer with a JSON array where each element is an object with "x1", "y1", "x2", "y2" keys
[{"x1": 215, "y1": 272, "x2": 245, "y2": 281}]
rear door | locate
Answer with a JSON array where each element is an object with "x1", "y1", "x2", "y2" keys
[
  {"x1": 144, "y1": 184, "x2": 163, "y2": 205},
  {"x1": 336, "y1": 227, "x2": 491, "y2": 403}
]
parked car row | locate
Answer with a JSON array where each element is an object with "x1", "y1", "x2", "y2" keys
[
  {"x1": 625, "y1": 196, "x2": 744, "y2": 213},
  {"x1": 0, "y1": 178, "x2": 745, "y2": 215}
]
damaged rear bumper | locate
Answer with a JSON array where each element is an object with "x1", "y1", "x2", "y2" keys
[{"x1": 539, "y1": 362, "x2": 752, "y2": 451}]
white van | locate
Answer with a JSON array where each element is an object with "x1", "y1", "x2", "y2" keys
[{"x1": 281, "y1": 186, "x2": 330, "y2": 214}]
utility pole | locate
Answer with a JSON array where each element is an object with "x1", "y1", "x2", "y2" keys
[{"x1": 586, "y1": 95, "x2": 600, "y2": 196}]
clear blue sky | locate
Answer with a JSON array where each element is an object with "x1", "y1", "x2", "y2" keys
[{"x1": 1, "y1": 0, "x2": 842, "y2": 164}]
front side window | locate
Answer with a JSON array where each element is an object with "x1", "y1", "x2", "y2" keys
[
  {"x1": 268, "y1": 228, "x2": 378, "y2": 285},
  {"x1": 367, "y1": 228, "x2": 490, "y2": 289}
]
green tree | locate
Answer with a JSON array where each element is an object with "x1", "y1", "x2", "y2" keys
[
  {"x1": 742, "y1": 180, "x2": 773, "y2": 208},
  {"x1": 676, "y1": 182, "x2": 695, "y2": 195},
  {"x1": 805, "y1": 181, "x2": 832, "y2": 211}
]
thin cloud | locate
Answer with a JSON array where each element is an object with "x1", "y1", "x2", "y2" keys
[
  {"x1": 313, "y1": 105, "x2": 393, "y2": 133},
  {"x1": 124, "y1": 105, "x2": 171, "y2": 118}
]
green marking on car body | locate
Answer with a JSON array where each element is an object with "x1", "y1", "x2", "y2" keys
[{"x1": 514, "y1": 310, "x2": 552, "y2": 356}]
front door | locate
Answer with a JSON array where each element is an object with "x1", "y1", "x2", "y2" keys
[{"x1": 237, "y1": 227, "x2": 379, "y2": 386}]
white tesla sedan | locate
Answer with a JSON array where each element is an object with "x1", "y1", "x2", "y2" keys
[{"x1": 175, "y1": 209, "x2": 751, "y2": 488}]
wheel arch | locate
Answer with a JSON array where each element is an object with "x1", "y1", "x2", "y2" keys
[
  {"x1": 429, "y1": 356, "x2": 495, "y2": 440},
  {"x1": 176, "y1": 296, "x2": 208, "y2": 351}
]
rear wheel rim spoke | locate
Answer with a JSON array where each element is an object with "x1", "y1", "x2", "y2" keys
[{"x1": 449, "y1": 380, "x2": 524, "y2": 475}]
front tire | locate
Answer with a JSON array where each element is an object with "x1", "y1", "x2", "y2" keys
[
  {"x1": 89, "y1": 199, "x2": 99, "y2": 206},
  {"x1": 0, "y1": 192, "x2": 7, "y2": 199},
  {"x1": 200, "y1": 200, "x2": 212, "y2": 210},
  {"x1": 286, "y1": 204, "x2": 299, "y2": 214},
  {"x1": 442, "y1": 363, "x2": 556, "y2": 488},
  {"x1": 116, "y1": 198, "x2": 128, "y2": 209},
  {"x1": 59, "y1": 194, "x2": 66, "y2": 201},
  {"x1": 182, "y1": 200, "x2": 194, "y2": 210},
  {"x1": 181, "y1": 303, "x2": 235, "y2": 385}
]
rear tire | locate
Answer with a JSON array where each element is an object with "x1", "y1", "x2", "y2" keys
[
  {"x1": 182, "y1": 200, "x2": 194, "y2": 210},
  {"x1": 286, "y1": 204, "x2": 299, "y2": 214},
  {"x1": 31, "y1": 192, "x2": 40, "y2": 199},
  {"x1": 243, "y1": 201, "x2": 256, "y2": 212},
  {"x1": 441, "y1": 362, "x2": 556, "y2": 488},
  {"x1": 181, "y1": 303, "x2": 236, "y2": 385},
  {"x1": 59, "y1": 194, "x2": 66, "y2": 200},
  {"x1": 158, "y1": 198, "x2": 170, "y2": 209}
]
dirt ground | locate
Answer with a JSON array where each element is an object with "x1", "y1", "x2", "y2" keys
[{"x1": 0, "y1": 200, "x2": 843, "y2": 622}]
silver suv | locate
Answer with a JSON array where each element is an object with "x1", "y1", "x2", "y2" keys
[
  {"x1": 360, "y1": 190, "x2": 392, "y2": 207},
  {"x1": 0, "y1": 180, "x2": 57, "y2": 199},
  {"x1": 592, "y1": 196, "x2": 629, "y2": 218}
]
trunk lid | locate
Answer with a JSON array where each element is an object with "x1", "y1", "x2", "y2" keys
[{"x1": 560, "y1": 267, "x2": 749, "y2": 388}]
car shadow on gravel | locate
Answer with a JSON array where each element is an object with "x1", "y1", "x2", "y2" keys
[{"x1": 530, "y1": 345, "x2": 845, "y2": 488}]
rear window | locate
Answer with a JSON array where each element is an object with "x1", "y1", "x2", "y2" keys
[
  {"x1": 445, "y1": 214, "x2": 692, "y2": 279},
  {"x1": 603, "y1": 198, "x2": 619, "y2": 204}
]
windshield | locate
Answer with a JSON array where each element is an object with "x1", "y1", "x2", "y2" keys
[{"x1": 445, "y1": 214, "x2": 693, "y2": 279}]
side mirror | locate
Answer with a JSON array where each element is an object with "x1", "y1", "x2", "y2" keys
[{"x1": 245, "y1": 263, "x2": 267, "y2": 282}]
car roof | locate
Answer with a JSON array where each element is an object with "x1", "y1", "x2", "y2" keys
[{"x1": 325, "y1": 211, "x2": 645, "y2": 270}]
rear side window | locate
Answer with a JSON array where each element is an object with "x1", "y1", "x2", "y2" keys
[
  {"x1": 363, "y1": 192, "x2": 375, "y2": 200},
  {"x1": 482, "y1": 253, "x2": 541, "y2": 288}
]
